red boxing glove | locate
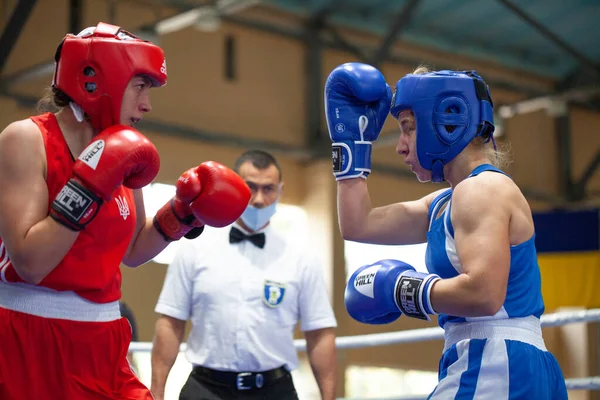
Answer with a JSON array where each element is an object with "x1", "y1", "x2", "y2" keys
[
  {"x1": 153, "y1": 162, "x2": 250, "y2": 241},
  {"x1": 51, "y1": 125, "x2": 160, "y2": 231},
  {"x1": 153, "y1": 197, "x2": 205, "y2": 242},
  {"x1": 180, "y1": 161, "x2": 251, "y2": 227}
]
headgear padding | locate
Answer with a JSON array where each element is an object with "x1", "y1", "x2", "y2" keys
[
  {"x1": 390, "y1": 70, "x2": 494, "y2": 182},
  {"x1": 52, "y1": 22, "x2": 167, "y2": 131}
]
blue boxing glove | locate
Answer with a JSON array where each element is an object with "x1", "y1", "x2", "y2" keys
[
  {"x1": 344, "y1": 259, "x2": 441, "y2": 324},
  {"x1": 325, "y1": 63, "x2": 392, "y2": 180}
]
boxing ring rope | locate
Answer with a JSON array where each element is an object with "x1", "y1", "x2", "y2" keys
[
  {"x1": 129, "y1": 308, "x2": 600, "y2": 394},
  {"x1": 335, "y1": 377, "x2": 600, "y2": 400}
]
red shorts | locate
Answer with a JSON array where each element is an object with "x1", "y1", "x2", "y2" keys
[{"x1": 0, "y1": 307, "x2": 153, "y2": 400}]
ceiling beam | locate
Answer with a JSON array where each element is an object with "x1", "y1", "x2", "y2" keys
[
  {"x1": 136, "y1": 0, "x2": 555, "y2": 98},
  {"x1": 321, "y1": 21, "x2": 368, "y2": 62},
  {"x1": 497, "y1": 0, "x2": 600, "y2": 79},
  {"x1": 0, "y1": 0, "x2": 553, "y2": 99},
  {"x1": 0, "y1": 0, "x2": 38, "y2": 77},
  {"x1": 0, "y1": 60, "x2": 54, "y2": 89},
  {"x1": 222, "y1": 13, "x2": 549, "y2": 98},
  {"x1": 370, "y1": 0, "x2": 421, "y2": 68},
  {"x1": 557, "y1": 65, "x2": 600, "y2": 93}
]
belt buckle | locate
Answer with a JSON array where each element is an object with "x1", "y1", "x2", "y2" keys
[
  {"x1": 236, "y1": 372, "x2": 264, "y2": 390},
  {"x1": 236, "y1": 372, "x2": 252, "y2": 390}
]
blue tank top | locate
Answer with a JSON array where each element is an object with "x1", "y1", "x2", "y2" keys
[{"x1": 425, "y1": 164, "x2": 545, "y2": 328}]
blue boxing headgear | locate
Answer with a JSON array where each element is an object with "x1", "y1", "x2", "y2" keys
[{"x1": 390, "y1": 70, "x2": 495, "y2": 183}]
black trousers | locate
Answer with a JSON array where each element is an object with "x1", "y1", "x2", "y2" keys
[{"x1": 179, "y1": 369, "x2": 299, "y2": 400}]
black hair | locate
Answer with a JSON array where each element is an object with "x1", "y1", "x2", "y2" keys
[{"x1": 234, "y1": 149, "x2": 282, "y2": 181}]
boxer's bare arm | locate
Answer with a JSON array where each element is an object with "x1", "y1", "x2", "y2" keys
[
  {"x1": 338, "y1": 179, "x2": 448, "y2": 245},
  {"x1": 0, "y1": 120, "x2": 78, "y2": 284}
]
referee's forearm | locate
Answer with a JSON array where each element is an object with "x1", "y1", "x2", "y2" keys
[
  {"x1": 316, "y1": 371, "x2": 336, "y2": 400},
  {"x1": 150, "y1": 316, "x2": 185, "y2": 399},
  {"x1": 313, "y1": 359, "x2": 336, "y2": 400},
  {"x1": 306, "y1": 328, "x2": 337, "y2": 400},
  {"x1": 149, "y1": 365, "x2": 169, "y2": 400},
  {"x1": 150, "y1": 341, "x2": 178, "y2": 397}
]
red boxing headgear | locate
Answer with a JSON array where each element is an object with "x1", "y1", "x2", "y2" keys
[{"x1": 52, "y1": 22, "x2": 167, "y2": 131}]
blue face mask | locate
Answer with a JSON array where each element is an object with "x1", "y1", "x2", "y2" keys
[{"x1": 240, "y1": 200, "x2": 278, "y2": 232}]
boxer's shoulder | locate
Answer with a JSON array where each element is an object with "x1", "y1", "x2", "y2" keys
[{"x1": 0, "y1": 118, "x2": 45, "y2": 162}]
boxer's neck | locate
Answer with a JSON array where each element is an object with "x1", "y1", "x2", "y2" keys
[{"x1": 55, "y1": 107, "x2": 95, "y2": 159}]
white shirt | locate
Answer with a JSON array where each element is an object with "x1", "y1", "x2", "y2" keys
[{"x1": 155, "y1": 222, "x2": 337, "y2": 372}]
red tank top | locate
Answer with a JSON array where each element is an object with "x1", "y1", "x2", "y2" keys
[{"x1": 0, "y1": 113, "x2": 136, "y2": 303}]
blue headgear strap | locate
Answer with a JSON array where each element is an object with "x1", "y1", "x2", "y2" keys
[{"x1": 390, "y1": 70, "x2": 495, "y2": 183}]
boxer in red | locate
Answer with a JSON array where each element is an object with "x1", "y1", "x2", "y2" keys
[{"x1": 0, "y1": 22, "x2": 250, "y2": 399}]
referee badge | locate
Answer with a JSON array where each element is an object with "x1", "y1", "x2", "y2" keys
[{"x1": 263, "y1": 280, "x2": 286, "y2": 308}]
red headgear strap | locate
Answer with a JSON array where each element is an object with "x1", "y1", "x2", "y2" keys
[{"x1": 52, "y1": 22, "x2": 167, "y2": 131}]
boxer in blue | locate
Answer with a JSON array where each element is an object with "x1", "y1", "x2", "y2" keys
[{"x1": 325, "y1": 63, "x2": 568, "y2": 399}]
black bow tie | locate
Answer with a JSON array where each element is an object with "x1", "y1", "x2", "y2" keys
[{"x1": 229, "y1": 227, "x2": 266, "y2": 249}]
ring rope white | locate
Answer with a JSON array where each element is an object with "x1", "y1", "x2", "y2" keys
[
  {"x1": 565, "y1": 376, "x2": 600, "y2": 390},
  {"x1": 130, "y1": 308, "x2": 600, "y2": 353},
  {"x1": 336, "y1": 377, "x2": 600, "y2": 399},
  {"x1": 130, "y1": 308, "x2": 600, "y2": 392}
]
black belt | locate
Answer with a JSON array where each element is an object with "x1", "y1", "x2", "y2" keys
[{"x1": 192, "y1": 365, "x2": 289, "y2": 390}]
